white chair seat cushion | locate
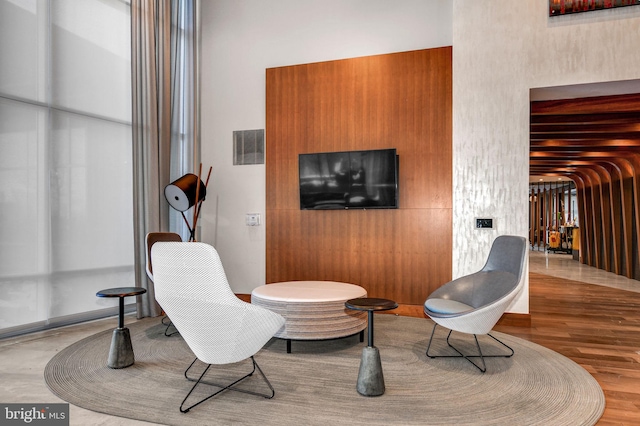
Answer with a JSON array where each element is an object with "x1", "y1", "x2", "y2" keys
[{"x1": 425, "y1": 298, "x2": 473, "y2": 315}]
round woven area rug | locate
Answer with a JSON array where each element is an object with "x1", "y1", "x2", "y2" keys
[{"x1": 45, "y1": 315, "x2": 604, "y2": 425}]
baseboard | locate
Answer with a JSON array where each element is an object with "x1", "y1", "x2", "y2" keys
[
  {"x1": 496, "y1": 312, "x2": 531, "y2": 327},
  {"x1": 0, "y1": 305, "x2": 134, "y2": 340},
  {"x1": 237, "y1": 293, "x2": 251, "y2": 302}
]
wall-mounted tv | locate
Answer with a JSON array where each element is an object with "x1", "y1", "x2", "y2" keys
[{"x1": 299, "y1": 148, "x2": 399, "y2": 210}]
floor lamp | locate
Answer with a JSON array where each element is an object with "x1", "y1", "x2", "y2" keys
[{"x1": 164, "y1": 164, "x2": 212, "y2": 242}]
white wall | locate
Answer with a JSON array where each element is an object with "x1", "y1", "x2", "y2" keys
[
  {"x1": 199, "y1": 0, "x2": 453, "y2": 294},
  {"x1": 453, "y1": 0, "x2": 640, "y2": 313}
]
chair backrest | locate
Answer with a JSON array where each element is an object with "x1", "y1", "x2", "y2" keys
[
  {"x1": 145, "y1": 232, "x2": 182, "y2": 280},
  {"x1": 471, "y1": 235, "x2": 527, "y2": 307},
  {"x1": 481, "y1": 235, "x2": 527, "y2": 277},
  {"x1": 150, "y1": 242, "x2": 285, "y2": 364}
]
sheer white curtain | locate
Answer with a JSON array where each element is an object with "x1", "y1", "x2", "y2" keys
[
  {"x1": 0, "y1": 0, "x2": 133, "y2": 336},
  {"x1": 131, "y1": 0, "x2": 200, "y2": 317}
]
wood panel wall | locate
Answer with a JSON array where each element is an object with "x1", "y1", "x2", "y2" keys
[{"x1": 265, "y1": 47, "x2": 452, "y2": 305}]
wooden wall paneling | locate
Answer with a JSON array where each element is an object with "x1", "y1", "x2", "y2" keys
[
  {"x1": 555, "y1": 183, "x2": 561, "y2": 227},
  {"x1": 529, "y1": 187, "x2": 535, "y2": 246},
  {"x1": 609, "y1": 161, "x2": 625, "y2": 275},
  {"x1": 543, "y1": 186, "x2": 549, "y2": 244},
  {"x1": 547, "y1": 185, "x2": 552, "y2": 242},
  {"x1": 539, "y1": 184, "x2": 544, "y2": 247},
  {"x1": 266, "y1": 48, "x2": 453, "y2": 305},
  {"x1": 538, "y1": 183, "x2": 545, "y2": 247},
  {"x1": 568, "y1": 175, "x2": 582, "y2": 257},
  {"x1": 567, "y1": 181, "x2": 572, "y2": 221},
  {"x1": 594, "y1": 165, "x2": 612, "y2": 272},
  {"x1": 574, "y1": 175, "x2": 592, "y2": 265},
  {"x1": 613, "y1": 153, "x2": 640, "y2": 279},
  {"x1": 530, "y1": 186, "x2": 535, "y2": 246},
  {"x1": 531, "y1": 93, "x2": 640, "y2": 115},
  {"x1": 631, "y1": 154, "x2": 640, "y2": 280},
  {"x1": 618, "y1": 159, "x2": 636, "y2": 278},
  {"x1": 581, "y1": 176, "x2": 593, "y2": 267},
  {"x1": 583, "y1": 170, "x2": 602, "y2": 269},
  {"x1": 551, "y1": 184, "x2": 556, "y2": 230}
]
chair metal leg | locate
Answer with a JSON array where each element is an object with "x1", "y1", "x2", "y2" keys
[
  {"x1": 161, "y1": 316, "x2": 179, "y2": 337},
  {"x1": 425, "y1": 323, "x2": 514, "y2": 373},
  {"x1": 180, "y1": 356, "x2": 276, "y2": 413}
]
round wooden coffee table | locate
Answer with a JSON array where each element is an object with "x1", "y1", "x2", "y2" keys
[{"x1": 251, "y1": 281, "x2": 367, "y2": 353}]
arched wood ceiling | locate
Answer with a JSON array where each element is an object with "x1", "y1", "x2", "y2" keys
[
  {"x1": 530, "y1": 93, "x2": 640, "y2": 181},
  {"x1": 530, "y1": 92, "x2": 640, "y2": 279}
]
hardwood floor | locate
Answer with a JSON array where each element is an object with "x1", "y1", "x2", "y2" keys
[
  {"x1": 393, "y1": 272, "x2": 640, "y2": 425},
  {"x1": 500, "y1": 272, "x2": 640, "y2": 425}
]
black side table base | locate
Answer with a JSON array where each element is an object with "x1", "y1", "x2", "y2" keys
[
  {"x1": 357, "y1": 346, "x2": 385, "y2": 396},
  {"x1": 108, "y1": 327, "x2": 135, "y2": 369}
]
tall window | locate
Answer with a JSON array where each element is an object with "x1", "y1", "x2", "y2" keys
[
  {"x1": 0, "y1": 0, "x2": 132, "y2": 336},
  {"x1": 169, "y1": 0, "x2": 199, "y2": 238}
]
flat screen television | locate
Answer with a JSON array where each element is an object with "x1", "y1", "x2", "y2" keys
[{"x1": 298, "y1": 148, "x2": 399, "y2": 210}]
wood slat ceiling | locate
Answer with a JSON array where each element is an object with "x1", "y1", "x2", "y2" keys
[{"x1": 530, "y1": 93, "x2": 640, "y2": 179}]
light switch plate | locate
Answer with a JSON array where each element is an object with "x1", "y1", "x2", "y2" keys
[
  {"x1": 475, "y1": 218, "x2": 494, "y2": 229},
  {"x1": 246, "y1": 213, "x2": 261, "y2": 226}
]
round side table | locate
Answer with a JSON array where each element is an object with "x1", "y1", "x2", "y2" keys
[
  {"x1": 96, "y1": 287, "x2": 147, "y2": 369},
  {"x1": 345, "y1": 297, "x2": 398, "y2": 396}
]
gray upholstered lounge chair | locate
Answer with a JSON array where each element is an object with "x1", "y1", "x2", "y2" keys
[
  {"x1": 423, "y1": 235, "x2": 527, "y2": 372},
  {"x1": 151, "y1": 242, "x2": 285, "y2": 413}
]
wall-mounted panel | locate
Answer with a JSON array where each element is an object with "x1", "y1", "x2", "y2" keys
[{"x1": 266, "y1": 48, "x2": 452, "y2": 304}]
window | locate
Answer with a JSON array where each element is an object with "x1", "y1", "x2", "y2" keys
[{"x1": 0, "y1": 0, "x2": 132, "y2": 336}]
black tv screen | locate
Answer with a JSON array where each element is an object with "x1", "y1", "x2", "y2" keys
[{"x1": 299, "y1": 148, "x2": 399, "y2": 210}]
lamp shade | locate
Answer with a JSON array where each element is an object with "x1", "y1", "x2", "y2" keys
[{"x1": 164, "y1": 173, "x2": 207, "y2": 212}]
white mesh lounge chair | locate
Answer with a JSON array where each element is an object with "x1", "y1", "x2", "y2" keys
[
  {"x1": 145, "y1": 232, "x2": 182, "y2": 336},
  {"x1": 151, "y1": 242, "x2": 285, "y2": 413},
  {"x1": 423, "y1": 235, "x2": 527, "y2": 372}
]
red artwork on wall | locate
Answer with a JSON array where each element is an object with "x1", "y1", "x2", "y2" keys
[{"x1": 549, "y1": 0, "x2": 640, "y2": 16}]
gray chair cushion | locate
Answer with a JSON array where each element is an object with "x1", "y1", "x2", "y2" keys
[
  {"x1": 426, "y1": 270, "x2": 518, "y2": 312},
  {"x1": 424, "y1": 298, "x2": 473, "y2": 315}
]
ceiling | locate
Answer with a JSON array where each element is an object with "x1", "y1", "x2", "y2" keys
[{"x1": 530, "y1": 80, "x2": 640, "y2": 184}]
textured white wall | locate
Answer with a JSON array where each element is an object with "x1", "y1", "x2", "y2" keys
[
  {"x1": 453, "y1": 0, "x2": 640, "y2": 313},
  {"x1": 199, "y1": 0, "x2": 452, "y2": 294}
]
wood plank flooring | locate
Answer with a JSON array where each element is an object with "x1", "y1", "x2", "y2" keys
[
  {"x1": 396, "y1": 272, "x2": 640, "y2": 425},
  {"x1": 501, "y1": 272, "x2": 640, "y2": 425}
]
